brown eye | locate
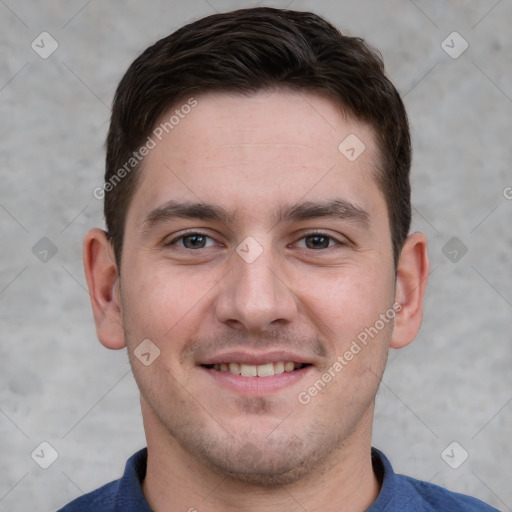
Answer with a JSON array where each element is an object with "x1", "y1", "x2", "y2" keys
[
  {"x1": 306, "y1": 235, "x2": 332, "y2": 249},
  {"x1": 182, "y1": 234, "x2": 207, "y2": 249},
  {"x1": 166, "y1": 232, "x2": 215, "y2": 249}
]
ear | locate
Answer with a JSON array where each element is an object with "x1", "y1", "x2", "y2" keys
[
  {"x1": 83, "y1": 228, "x2": 126, "y2": 350},
  {"x1": 390, "y1": 232, "x2": 429, "y2": 349}
]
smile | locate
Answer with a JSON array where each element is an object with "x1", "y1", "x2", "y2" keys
[{"x1": 202, "y1": 362, "x2": 310, "y2": 377}]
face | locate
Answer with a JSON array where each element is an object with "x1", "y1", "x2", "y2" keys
[{"x1": 118, "y1": 90, "x2": 397, "y2": 484}]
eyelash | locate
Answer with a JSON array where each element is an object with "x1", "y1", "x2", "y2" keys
[
  {"x1": 165, "y1": 230, "x2": 344, "y2": 250},
  {"x1": 165, "y1": 231, "x2": 217, "y2": 249}
]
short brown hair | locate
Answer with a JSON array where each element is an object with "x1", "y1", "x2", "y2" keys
[{"x1": 104, "y1": 7, "x2": 411, "y2": 270}]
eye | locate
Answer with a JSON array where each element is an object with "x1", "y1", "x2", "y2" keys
[
  {"x1": 166, "y1": 232, "x2": 216, "y2": 249},
  {"x1": 295, "y1": 232, "x2": 341, "y2": 250}
]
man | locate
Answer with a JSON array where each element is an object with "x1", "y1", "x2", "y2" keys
[{"x1": 59, "y1": 7, "x2": 498, "y2": 511}]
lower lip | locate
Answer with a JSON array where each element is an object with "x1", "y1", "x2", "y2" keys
[{"x1": 199, "y1": 366, "x2": 312, "y2": 395}]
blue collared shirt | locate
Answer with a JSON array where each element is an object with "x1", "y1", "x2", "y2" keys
[{"x1": 57, "y1": 447, "x2": 499, "y2": 511}]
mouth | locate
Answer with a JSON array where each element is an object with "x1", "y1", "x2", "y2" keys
[
  {"x1": 197, "y1": 352, "x2": 314, "y2": 395},
  {"x1": 201, "y1": 361, "x2": 311, "y2": 378}
]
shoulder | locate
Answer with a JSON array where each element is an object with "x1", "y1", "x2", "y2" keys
[
  {"x1": 395, "y1": 473, "x2": 499, "y2": 511},
  {"x1": 56, "y1": 480, "x2": 119, "y2": 511},
  {"x1": 370, "y1": 448, "x2": 499, "y2": 512},
  {"x1": 56, "y1": 448, "x2": 149, "y2": 512}
]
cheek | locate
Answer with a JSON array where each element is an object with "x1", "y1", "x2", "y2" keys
[
  {"x1": 120, "y1": 261, "x2": 219, "y2": 344},
  {"x1": 294, "y1": 263, "x2": 395, "y2": 338}
]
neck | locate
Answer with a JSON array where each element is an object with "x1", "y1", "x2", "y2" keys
[{"x1": 141, "y1": 403, "x2": 380, "y2": 512}]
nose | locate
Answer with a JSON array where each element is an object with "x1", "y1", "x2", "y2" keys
[{"x1": 214, "y1": 242, "x2": 298, "y2": 333}]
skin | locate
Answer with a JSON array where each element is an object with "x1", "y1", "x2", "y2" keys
[{"x1": 84, "y1": 90, "x2": 429, "y2": 512}]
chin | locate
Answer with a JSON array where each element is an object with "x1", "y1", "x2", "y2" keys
[
  {"x1": 193, "y1": 432, "x2": 335, "y2": 487},
  {"x1": 208, "y1": 450, "x2": 316, "y2": 487},
  {"x1": 224, "y1": 466, "x2": 310, "y2": 487}
]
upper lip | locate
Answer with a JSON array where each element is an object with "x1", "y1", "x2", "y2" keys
[{"x1": 197, "y1": 350, "x2": 314, "y2": 366}]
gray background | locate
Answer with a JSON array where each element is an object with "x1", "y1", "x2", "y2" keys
[{"x1": 0, "y1": 0, "x2": 511, "y2": 511}]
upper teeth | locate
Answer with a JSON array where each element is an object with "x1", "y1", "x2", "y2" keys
[{"x1": 213, "y1": 362, "x2": 300, "y2": 377}]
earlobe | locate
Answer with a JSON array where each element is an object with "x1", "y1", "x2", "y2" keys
[
  {"x1": 83, "y1": 228, "x2": 126, "y2": 350},
  {"x1": 390, "y1": 232, "x2": 429, "y2": 349}
]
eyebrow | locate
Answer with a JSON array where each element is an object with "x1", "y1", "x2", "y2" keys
[
  {"x1": 143, "y1": 201, "x2": 235, "y2": 234},
  {"x1": 276, "y1": 200, "x2": 369, "y2": 226},
  {"x1": 142, "y1": 198, "x2": 369, "y2": 234}
]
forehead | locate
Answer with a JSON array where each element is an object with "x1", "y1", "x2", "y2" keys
[
  {"x1": 158, "y1": 90, "x2": 374, "y2": 161},
  {"x1": 128, "y1": 90, "x2": 384, "y2": 227}
]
